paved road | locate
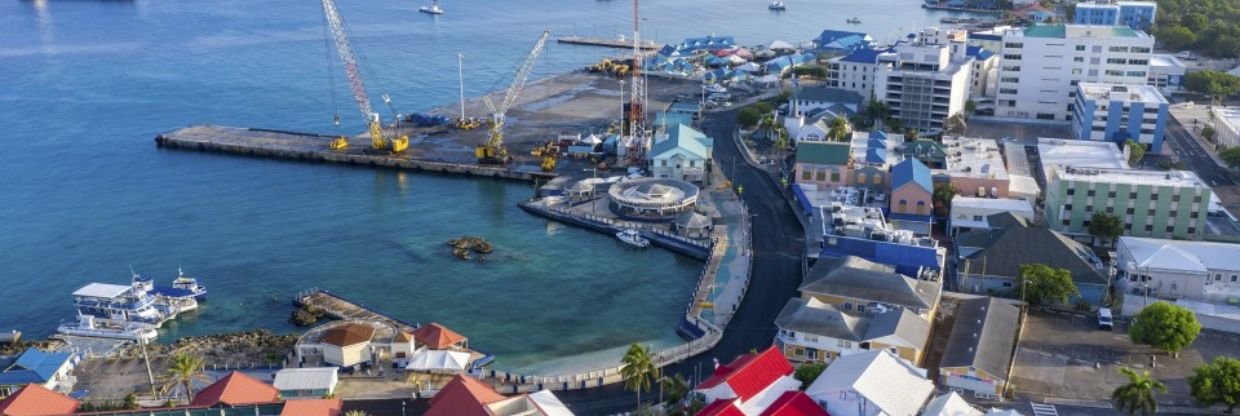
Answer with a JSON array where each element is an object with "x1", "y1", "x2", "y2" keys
[
  {"x1": 1164, "y1": 117, "x2": 1234, "y2": 187},
  {"x1": 556, "y1": 108, "x2": 807, "y2": 415}
]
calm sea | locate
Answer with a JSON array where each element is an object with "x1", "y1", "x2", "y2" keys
[{"x1": 0, "y1": 0, "x2": 954, "y2": 372}]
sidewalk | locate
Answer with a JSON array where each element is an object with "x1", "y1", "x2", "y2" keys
[{"x1": 1168, "y1": 103, "x2": 1228, "y2": 168}]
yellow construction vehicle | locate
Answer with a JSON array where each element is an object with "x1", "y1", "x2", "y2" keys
[
  {"x1": 477, "y1": 30, "x2": 551, "y2": 165},
  {"x1": 321, "y1": 0, "x2": 408, "y2": 153},
  {"x1": 530, "y1": 140, "x2": 558, "y2": 172},
  {"x1": 454, "y1": 118, "x2": 481, "y2": 130}
]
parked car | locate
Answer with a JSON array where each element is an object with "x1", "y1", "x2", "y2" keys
[
  {"x1": 704, "y1": 83, "x2": 728, "y2": 94},
  {"x1": 1098, "y1": 307, "x2": 1114, "y2": 330},
  {"x1": 1175, "y1": 51, "x2": 1198, "y2": 60}
]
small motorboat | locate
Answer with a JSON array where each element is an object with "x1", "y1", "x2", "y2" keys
[
  {"x1": 419, "y1": 0, "x2": 444, "y2": 14},
  {"x1": 847, "y1": 17, "x2": 861, "y2": 24},
  {"x1": 615, "y1": 229, "x2": 651, "y2": 248},
  {"x1": 768, "y1": 1, "x2": 786, "y2": 11},
  {"x1": 170, "y1": 267, "x2": 207, "y2": 300}
]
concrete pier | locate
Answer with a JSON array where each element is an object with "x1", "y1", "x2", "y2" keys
[
  {"x1": 155, "y1": 125, "x2": 555, "y2": 182},
  {"x1": 556, "y1": 35, "x2": 660, "y2": 50},
  {"x1": 294, "y1": 289, "x2": 417, "y2": 332}
]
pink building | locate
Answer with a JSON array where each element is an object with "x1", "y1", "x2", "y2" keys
[
  {"x1": 890, "y1": 158, "x2": 933, "y2": 217},
  {"x1": 794, "y1": 141, "x2": 853, "y2": 189}
]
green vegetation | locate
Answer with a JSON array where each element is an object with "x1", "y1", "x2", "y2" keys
[
  {"x1": 1129, "y1": 301, "x2": 1202, "y2": 354},
  {"x1": 751, "y1": 101, "x2": 775, "y2": 116},
  {"x1": 791, "y1": 66, "x2": 827, "y2": 79},
  {"x1": 793, "y1": 362, "x2": 826, "y2": 387},
  {"x1": 1154, "y1": 0, "x2": 1240, "y2": 57},
  {"x1": 932, "y1": 183, "x2": 958, "y2": 217},
  {"x1": 1184, "y1": 71, "x2": 1240, "y2": 102},
  {"x1": 344, "y1": 411, "x2": 369, "y2": 416},
  {"x1": 828, "y1": 116, "x2": 850, "y2": 142},
  {"x1": 162, "y1": 353, "x2": 209, "y2": 403},
  {"x1": 1188, "y1": 356, "x2": 1240, "y2": 413},
  {"x1": 621, "y1": 343, "x2": 660, "y2": 408},
  {"x1": 1126, "y1": 139, "x2": 1146, "y2": 166},
  {"x1": 1112, "y1": 367, "x2": 1167, "y2": 416},
  {"x1": 660, "y1": 373, "x2": 690, "y2": 404},
  {"x1": 1014, "y1": 264, "x2": 1079, "y2": 306},
  {"x1": 737, "y1": 107, "x2": 761, "y2": 128},
  {"x1": 1203, "y1": 125, "x2": 1218, "y2": 143},
  {"x1": 1089, "y1": 212, "x2": 1125, "y2": 246},
  {"x1": 1221, "y1": 147, "x2": 1240, "y2": 168}
]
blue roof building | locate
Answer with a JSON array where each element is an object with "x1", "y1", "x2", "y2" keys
[
  {"x1": 1074, "y1": 1, "x2": 1157, "y2": 30},
  {"x1": 0, "y1": 348, "x2": 76, "y2": 393},
  {"x1": 650, "y1": 124, "x2": 713, "y2": 182},
  {"x1": 892, "y1": 158, "x2": 933, "y2": 194},
  {"x1": 815, "y1": 29, "x2": 873, "y2": 52},
  {"x1": 890, "y1": 159, "x2": 934, "y2": 230}
]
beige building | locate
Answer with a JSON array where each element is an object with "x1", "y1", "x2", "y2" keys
[{"x1": 322, "y1": 323, "x2": 376, "y2": 367}]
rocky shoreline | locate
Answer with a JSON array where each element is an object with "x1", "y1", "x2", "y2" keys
[{"x1": 118, "y1": 329, "x2": 297, "y2": 364}]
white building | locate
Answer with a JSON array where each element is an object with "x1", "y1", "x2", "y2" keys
[
  {"x1": 805, "y1": 350, "x2": 935, "y2": 416},
  {"x1": 1116, "y1": 236, "x2": 1240, "y2": 303},
  {"x1": 827, "y1": 48, "x2": 889, "y2": 99},
  {"x1": 1000, "y1": 144, "x2": 1042, "y2": 202},
  {"x1": 649, "y1": 124, "x2": 713, "y2": 182},
  {"x1": 1072, "y1": 82, "x2": 1170, "y2": 152},
  {"x1": 995, "y1": 25, "x2": 1155, "y2": 122},
  {"x1": 774, "y1": 297, "x2": 931, "y2": 365},
  {"x1": 273, "y1": 367, "x2": 339, "y2": 398},
  {"x1": 874, "y1": 28, "x2": 975, "y2": 131},
  {"x1": 1210, "y1": 107, "x2": 1240, "y2": 150},
  {"x1": 1148, "y1": 54, "x2": 1185, "y2": 93},
  {"x1": 949, "y1": 196, "x2": 1035, "y2": 235},
  {"x1": 1036, "y1": 138, "x2": 1129, "y2": 185}
]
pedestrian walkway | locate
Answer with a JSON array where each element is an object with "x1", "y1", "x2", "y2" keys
[
  {"x1": 1029, "y1": 402, "x2": 1059, "y2": 416},
  {"x1": 1169, "y1": 103, "x2": 1228, "y2": 168}
]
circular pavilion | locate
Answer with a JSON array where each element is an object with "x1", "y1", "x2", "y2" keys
[{"x1": 607, "y1": 178, "x2": 699, "y2": 221}]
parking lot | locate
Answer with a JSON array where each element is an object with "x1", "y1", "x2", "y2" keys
[{"x1": 1011, "y1": 309, "x2": 1239, "y2": 407}]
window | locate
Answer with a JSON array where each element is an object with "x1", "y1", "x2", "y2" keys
[
  {"x1": 1132, "y1": 47, "x2": 1151, "y2": 53},
  {"x1": 1067, "y1": 189, "x2": 1075, "y2": 196},
  {"x1": 844, "y1": 302, "x2": 853, "y2": 311},
  {"x1": 1109, "y1": 191, "x2": 1117, "y2": 198},
  {"x1": 1188, "y1": 227, "x2": 1196, "y2": 234},
  {"x1": 1194, "y1": 195, "x2": 1203, "y2": 203},
  {"x1": 1151, "y1": 194, "x2": 1159, "y2": 201},
  {"x1": 1105, "y1": 70, "x2": 1125, "y2": 77},
  {"x1": 1000, "y1": 88, "x2": 1019, "y2": 95},
  {"x1": 1087, "y1": 190, "x2": 1096, "y2": 197},
  {"x1": 830, "y1": 171, "x2": 840, "y2": 182},
  {"x1": 838, "y1": 339, "x2": 852, "y2": 348},
  {"x1": 1191, "y1": 212, "x2": 1199, "y2": 219},
  {"x1": 1002, "y1": 282, "x2": 1013, "y2": 288},
  {"x1": 1145, "y1": 224, "x2": 1154, "y2": 232},
  {"x1": 802, "y1": 170, "x2": 811, "y2": 181},
  {"x1": 1233, "y1": 275, "x2": 1238, "y2": 283},
  {"x1": 1109, "y1": 46, "x2": 1130, "y2": 53},
  {"x1": 973, "y1": 215, "x2": 983, "y2": 221},
  {"x1": 1170, "y1": 211, "x2": 1178, "y2": 217},
  {"x1": 1083, "y1": 220, "x2": 1092, "y2": 228},
  {"x1": 1125, "y1": 223, "x2": 1132, "y2": 230},
  {"x1": 1127, "y1": 71, "x2": 1147, "y2": 77},
  {"x1": 1217, "y1": 274, "x2": 1223, "y2": 281},
  {"x1": 1106, "y1": 58, "x2": 1127, "y2": 65},
  {"x1": 1003, "y1": 54, "x2": 1023, "y2": 61},
  {"x1": 873, "y1": 175, "x2": 882, "y2": 185},
  {"x1": 916, "y1": 200, "x2": 927, "y2": 214},
  {"x1": 1037, "y1": 113, "x2": 1056, "y2": 120},
  {"x1": 1106, "y1": 207, "x2": 1114, "y2": 213},
  {"x1": 1001, "y1": 77, "x2": 1020, "y2": 83},
  {"x1": 1075, "y1": 45, "x2": 1086, "y2": 51},
  {"x1": 856, "y1": 173, "x2": 867, "y2": 184},
  {"x1": 1063, "y1": 219, "x2": 1071, "y2": 226},
  {"x1": 1166, "y1": 226, "x2": 1175, "y2": 233},
  {"x1": 1065, "y1": 204, "x2": 1073, "y2": 211},
  {"x1": 1005, "y1": 42, "x2": 1024, "y2": 48},
  {"x1": 816, "y1": 171, "x2": 826, "y2": 181},
  {"x1": 1148, "y1": 209, "x2": 1156, "y2": 216},
  {"x1": 1172, "y1": 195, "x2": 1180, "y2": 203},
  {"x1": 1093, "y1": 45, "x2": 1103, "y2": 53},
  {"x1": 1073, "y1": 57, "x2": 1084, "y2": 63},
  {"x1": 1130, "y1": 192, "x2": 1138, "y2": 199},
  {"x1": 1127, "y1": 207, "x2": 1135, "y2": 215}
]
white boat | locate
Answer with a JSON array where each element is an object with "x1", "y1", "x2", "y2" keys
[
  {"x1": 768, "y1": 1, "x2": 786, "y2": 11},
  {"x1": 168, "y1": 267, "x2": 207, "y2": 300},
  {"x1": 58, "y1": 315, "x2": 158, "y2": 342},
  {"x1": 616, "y1": 229, "x2": 651, "y2": 248},
  {"x1": 419, "y1": 0, "x2": 444, "y2": 14}
]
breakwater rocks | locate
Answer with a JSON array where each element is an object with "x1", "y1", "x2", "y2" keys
[
  {"x1": 120, "y1": 330, "x2": 297, "y2": 363},
  {"x1": 448, "y1": 236, "x2": 494, "y2": 261}
]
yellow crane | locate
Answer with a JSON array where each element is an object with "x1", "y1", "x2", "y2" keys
[
  {"x1": 476, "y1": 30, "x2": 551, "y2": 164},
  {"x1": 321, "y1": 0, "x2": 408, "y2": 153}
]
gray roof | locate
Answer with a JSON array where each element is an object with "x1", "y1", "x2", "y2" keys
[
  {"x1": 792, "y1": 86, "x2": 864, "y2": 106},
  {"x1": 775, "y1": 298, "x2": 867, "y2": 341},
  {"x1": 800, "y1": 256, "x2": 942, "y2": 311},
  {"x1": 958, "y1": 212, "x2": 1107, "y2": 285},
  {"x1": 939, "y1": 297, "x2": 1021, "y2": 379},
  {"x1": 864, "y1": 307, "x2": 931, "y2": 348}
]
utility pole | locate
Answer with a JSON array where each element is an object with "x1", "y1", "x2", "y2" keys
[
  {"x1": 139, "y1": 336, "x2": 157, "y2": 398},
  {"x1": 458, "y1": 53, "x2": 466, "y2": 122}
]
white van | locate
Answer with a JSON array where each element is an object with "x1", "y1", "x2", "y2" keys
[{"x1": 1098, "y1": 307, "x2": 1114, "y2": 330}]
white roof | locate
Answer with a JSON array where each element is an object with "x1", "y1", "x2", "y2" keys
[
  {"x1": 72, "y1": 283, "x2": 131, "y2": 299},
  {"x1": 1055, "y1": 167, "x2": 1208, "y2": 188},
  {"x1": 1120, "y1": 236, "x2": 1240, "y2": 272},
  {"x1": 1037, "y1": 138, "x2": 1128, "y2": 184},
  {"x1": 984, "y1": 409, "x2": 1024, "y2": 416},
  {"x1": 406, "y1": 349, "x2": 470, "y2": 372},
  {"x1": 951, "y1": 196, "x2": 1033, "y2": 212},
  {"x1": 1230, "y1": 65, "x2": 1240, "y2": 77},
  {"x1": 769, "y1": 40, "x2": 797, "y2": 50},
  {"x1": 1078, "y1": 82, "x2": 1167, "y2": 104},
  {"x1": 1008, "y1": 175, "x2": 1040, "y2": 199},
  {"x1": 921, "y1": 392, "x2": 982, "y2": 416},
  {"x1": 806, "y1": 350, "x2": 934, "y2": 416},
  {"x1": 941, "y1": 137, "x2": 1009, "y2": 180},
  {"x1": 528, "y1": 390, "x2": 575, "y2": 416},
  {"x1": 1149, "y1": 54, "x2": 1186, "y2": 71},
  {"x1": 273, "y1": 367, "x2": 338, "y2": 391}
]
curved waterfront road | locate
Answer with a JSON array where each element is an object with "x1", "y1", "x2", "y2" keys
[{"x1": 557, "y1": 109, "x2": 807, "y2": 414}]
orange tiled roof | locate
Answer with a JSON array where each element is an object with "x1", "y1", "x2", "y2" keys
[
  {"x1": 322, "y1": 323, "x2": 376, "y2": 348},
  {"x1": 413, "y1": 323, "x2": 467, "y2": 349},
  {"x1": 280, "y1": 399, "x2": 343, "y2": 416},
  {"x1": 190, "y1": 371, "x2": 281, "y2": 407},
  {"x1": 425, "y1": 374, "x2": 505, "y2": 416},
  {"x1": 0, "y1": 384, "x2": 79, "y2": 416}
]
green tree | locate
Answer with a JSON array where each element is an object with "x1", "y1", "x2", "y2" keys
[
  {"x1": 752, "y1": 101, "x2": 775, "y2": 116},
  {"x1": 621, "y1": 343, "x2": 660, "y2": 408},
  {"x1": 1185, "y1": 71, "x2": 1240, "y2": 103},
  {"x1": 1088, "y1": 212, "x2": 1124, "y2": 246},
  {"x1": 1155, "y1": 26, "x2": 1198, "y2": 50},
  {"x1": 1125, "y1": 139, "x2": 1146, "y2": 166},
  {"x1": 660, "y1": 373, "x2": 690, "y2": 404},
  {"x1": 1129, "y1": 301, "x2": 1202, "y2": 354},
  {"x1": 965, "y1": 99, "x2": 977, "y2": 115},
  {"x1": 773, "y1": 126, "x2": 790, "y2": 151},
  {"x1": 1221, "y1": 147, "x2": 1240, "y2": 168},
  {"x1": 864, "y1": 93, "x2": 889, "y2": 127},
  {"x1": 737, "y1": 108, "x2": 761, "y2": 128},
  {"x1": 1188, "y1": 356, "x2": 1240, "y2": 413},
  {"x1": 123, "y1": 393, "x2": 139, "y2": 410},
  {"x1": 903, "y1": 128, "x2": 918, "y2": 141},
  {"x1": 1112, "y1": 367, "x2": 1167, "y2": 416},
  {"x1": 793, "y1": 362, "x2": 826, "y2": 387},
  {"x1": 945, "y1": 113, "x2": 968, "y2": 136},
  {"x1": 1014, "y1": 264, "x2": 1079, "y2": 306},
  {"x1": 1203, "y1": 125, "x2": 1218, "y2": 143},
  {"x1": 932, "y1": 183, "x2": 958, "y2": 217},
  {"x1": 827, "y1": 116, "x2": 850, "y2": 142},
  {"x1": 345, "y1": 411, "x2": 369, "y2": 416},
  {"x1": 161, "y1": 353, "x2": 209, "y2": 403}
]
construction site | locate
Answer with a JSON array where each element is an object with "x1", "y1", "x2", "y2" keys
[{"x1": 156, "y1": 0, "x2": 705, "y2": 181}]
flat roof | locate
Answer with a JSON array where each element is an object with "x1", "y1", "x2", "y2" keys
[
  {"x1": 273, "y1": 368, "x2": 338, "y2": 391},
  {"x1": 941, "y1": 137, "x2": 1008, "y2": 180},
  {"x1": 951, "y1": 196, "x2": 1034, "y2": 212},
  {"x1": 1078, "y1": 82, "x2": 1167, "y2": 104},
  {"x1": 1150, "y1": 54, "x2": 1186, "y2": 70},
  {"x1": 1037, "y1": 138, "x2": 1128, "y2": 183},
  {"x1": 72, "y1": 283, "x2": 131, "y2": 299},
  {"x1": 1056, "y1": 167, "x2": 1209, "y2": 188}
]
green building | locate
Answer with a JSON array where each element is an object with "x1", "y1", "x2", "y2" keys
[{"x1": 1045, "y1": 167, "x2": 1211, "y2": 240}]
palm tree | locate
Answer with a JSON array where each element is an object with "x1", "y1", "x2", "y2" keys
[
  {"x1": 827, "y1": 116, "x2": 850, "y2": 142},
  {"x1": 621, "y1": 343, "x2": 660, "y2": 409},
  {"x1": 344, "y1": 411, "x2": 369, "y2": 416},
  {"x1": 161, "y1": 353, "x2": 209, "y2": 403},
  {"x1": 661, "y1": 373, "x2": 691, "y2": 404},
  {"x1": 1112, "y1": 367, "x2": 1166, "y2": 416}
]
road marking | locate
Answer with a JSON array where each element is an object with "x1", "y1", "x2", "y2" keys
[{"x1": 1031, "y1": 402, "x2": 1060, "y2": 416}]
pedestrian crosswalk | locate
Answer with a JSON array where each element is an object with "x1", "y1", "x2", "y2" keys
[{"x1": 1030, "y1": 403, "x2": 1059, "y2": 416}]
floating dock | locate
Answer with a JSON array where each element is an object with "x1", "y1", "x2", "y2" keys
[
  {"x1": 557, "y1": 35, "x2": 660, "y2": 50},
  {"x1": 155, "y1": 125, "x2": 555, "y2": 182}
]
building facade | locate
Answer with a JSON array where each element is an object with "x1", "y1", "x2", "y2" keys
[
  {"x1": 995, "y1": 25, "x2": 1155, "y2": 122},
  {"x1": 1148, "y1": 54, "x2": 1185, "y2": 93},
  {"x1": 1045, "y1": 167, "x2": 1212, "y2": 240},
  {"x1": 1116, "y1": 236, "x2": 1240, "y2": 303},
  {"x1": 795, "y1": 141, "x2": 853, "y2": 189},
  {"x1": 775, "y1": 297, "x2": 931, "y2": 365},
  {"x1": 874, "y1": 28, "x2": 975, "y2": 131},
  {"x1": 1072, "y1": 82, "x2": 1169, "y2": 152},
  {"x1": 1210, "y1": 106, "x2": 1240, "y2": 150},
  {"x1": 1073, "y1": 1, "x2": 1158, "y2": 30},
  {"x1": 650, "y1": 124, "x2": 713, "y2": 183}
]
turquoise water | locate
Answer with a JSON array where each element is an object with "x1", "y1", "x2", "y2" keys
[{"x1": 0, "y1": 0, "x2": 949, "y2": 371}]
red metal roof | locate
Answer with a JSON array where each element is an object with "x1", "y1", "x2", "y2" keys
[
  {"x1": 425, "y1": 374, "x2": 506, "y2": 416},
  {"x1": 761, "y1": 391, "x2": 829, "y2": 416},
  {"x1": 0, "y1": 384, "x2": 79, "y2": 416},
  {"x1": 279, "y1": 399, "x2": 343, "y2": 416},
  {"x1": 697, "y1": 346, "x2": 794, "y2": 400},
  {"x1": 190, "y1": 371, "x2": 281, "y2": 407},
  {"x1": 697, "y1": 399, "x2": 745, "y2": 416},
  {"x1": 413, "y1": 323, "x2": 468, "y2": 349}
]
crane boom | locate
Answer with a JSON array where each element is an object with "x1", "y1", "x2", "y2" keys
[
  {"x1": 476, "y1": 30, "x2": 551, "y2": 164},
  {"x1": 320, "y1": 0, "x2": 408, "y2": 152}
]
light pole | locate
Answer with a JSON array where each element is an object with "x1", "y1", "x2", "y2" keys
[{"x1": 620, "y1": 80, "x2": 627, "y2": 133}]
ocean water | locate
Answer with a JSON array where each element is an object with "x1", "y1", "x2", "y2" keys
[{"x1": 0, "y1": 0, "x2": 950, "y2": 371}]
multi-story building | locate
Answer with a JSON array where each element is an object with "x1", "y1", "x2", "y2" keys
[
  {"x1": 941, "y1": 136, "x2": 1011, "y2": 198},
  {"x1": 1036, "y1": 138, "x2": 1130, "y2": 185},
  {"x1": 1117, "y1": 236, "x2": 1240, "y2": 303},
  {"x1": 995, "y1": 25, "x2": 1155, "y2": 122},
  {"x1": 1072, "y1": 82, "x2": 1169, "y2": 152},
  {"x1": 1073, "y1": 0, "x2": 1158, "y2": 31},
  {"x1": 794, "y1": 141, "x2": 853, "y2": 189},
  {"x1": 826, "y1": 48, "x2": 889, "y2": 99},
  {"x1": 874, "y1": 28, "x2": 975, "y2": 131},
  {"x1": 1148, "y1": 54, "x2": 1186, "y2": 94},
  {"x1": 775, "y1": 297, "x2": 931, "y2": 365},
  {"x1": 1210, "y1": 106, "x2": 1240, "y2": 149},
  {"x1": 1045, "y1": 167, "x2": 1212, "y2": 240}
]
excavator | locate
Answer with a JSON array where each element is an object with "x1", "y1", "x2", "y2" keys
[
  {"x1": 321, "y1": 0, "x2": 408, "y2": 153},
  {"x1": 476, "y1": 30, "x2": 550, "y2": 165}
]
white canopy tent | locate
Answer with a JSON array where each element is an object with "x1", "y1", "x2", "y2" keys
[
  {"x1": 405, "y1": 349, "x2": 471, "y2": 373},
  {"x1": 581, "y1": 134, "x2": 603, "y2": 145},
  {"x1": 727, "y1": 54, "x2": 747, "y2": 65},
  {"x1": 768, "y1": 40, "x2": 796, "y2": 51},
  {"x1": 736, "y1": 62, "x2": 762, "y2": 72}
]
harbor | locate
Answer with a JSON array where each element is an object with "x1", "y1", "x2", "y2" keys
[{"x1": 556, "y1": 35, "x2": 660, "y2": 50}]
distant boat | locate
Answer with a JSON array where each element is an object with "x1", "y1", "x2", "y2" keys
[
  {"x1": 419, "y1": 0, "x2": 444, "y2": 14},
  {"x1": 615, "y1": 229, "x2": 650, "y2": 248},
  {"x1": 768, "y1": 1, "x2": 786, "y2": 11},
  {"x1": 847, "y1": 17, "x2": 861, "y2": 24}
]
